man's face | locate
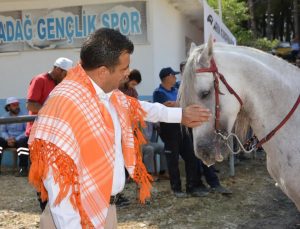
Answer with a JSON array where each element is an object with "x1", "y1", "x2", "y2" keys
[
  {"x1": 105, "y1": 52, "x2": 130, "y2": 92},
  {"x1": 165, "y1": 74, "x2": 176, "y2": 86},
  {"x1": 8, "y1": 102, "x2": 20, "y2": 115},
  {"x1": 56, "y1": 68, "x2": 68, "y2": 84},
  {"x1": 52, "y1": 67, "x2": 68, "y2": 84}
]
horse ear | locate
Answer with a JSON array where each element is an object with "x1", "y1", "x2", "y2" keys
[
  {"x1": 198, "y1": 37, "x2": 214, "y2": 65},
  {"x1": 189, "y1": 42, "x2": 197, "y2": 56},
  {"x1": 207, "y1": 35, "x2": 214, "y2": 55}
]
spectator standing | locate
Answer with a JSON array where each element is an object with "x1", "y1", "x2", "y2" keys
[
  {"x1": 153, "y1": 67, "x2": 209, "y2": 198},
  {"x1": 0, "y1": 97, "x2": 29, "y2": 176},
  {"x1": 118, "y1": 68, "x2": 143, "y2": 207},
  {"x1": 26, "y1": 57, "x2": 73, "y2": 136},
  {"x1": 26, "y1": 57, "x2": 73, "y2": 211}
]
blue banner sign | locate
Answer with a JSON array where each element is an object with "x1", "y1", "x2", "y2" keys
[{"x1": 0, "y1": 2, "x2": 147, "y2": 52}]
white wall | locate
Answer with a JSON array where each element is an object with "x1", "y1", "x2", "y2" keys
[
  {"x1": 0, "y1": 0, "x2": 203, "y2": 99},
  {"x1": 0, "y1": 49, "x2": 80, "y2": 99},
  {"x1": 150, "y1": 0, "x2": 203, "y2": 93}
]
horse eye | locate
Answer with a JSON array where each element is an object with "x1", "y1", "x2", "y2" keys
[{"x1": 200, "y1": 90, "x2": 210, "y2": 99}]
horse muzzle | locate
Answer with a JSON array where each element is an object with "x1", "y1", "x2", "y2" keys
[{"x1": 194, "y1": 136, "x2": 228, "y2": 165}]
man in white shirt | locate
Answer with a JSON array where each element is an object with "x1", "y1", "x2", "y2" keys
[{"x1": 29, "y1": 28, "x2": 211, "y2": 229}]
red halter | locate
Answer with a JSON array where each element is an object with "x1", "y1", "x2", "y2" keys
[
  {"x1": 195, "y1": 57, "x2": 300, "y2": 148},
  {"x1": 196, "y1": 58, "x2": 242, "y2": 132}
]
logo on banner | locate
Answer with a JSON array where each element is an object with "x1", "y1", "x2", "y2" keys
[
  {"x1": 207, "y1": 15, "x2": 213, "y2": 25},
  {"x1": 203, "y1": 0, "x2": 236, "y2": 45},
  {"x1": 101, "y1": 5, "x2": 142, "y2": 36}
]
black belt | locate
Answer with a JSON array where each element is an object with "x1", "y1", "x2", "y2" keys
[{"x1": 109, "y1": 194, "x2": 120, "y2": 205}]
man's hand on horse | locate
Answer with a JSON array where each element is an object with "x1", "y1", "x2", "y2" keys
[
  {"x1": 163, "y1": 101, "x2": 178, "y2": 107},
  {"x1": 181, "y1": 104, "x2": 211, "y2": 128}
]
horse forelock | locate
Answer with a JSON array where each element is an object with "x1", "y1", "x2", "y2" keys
[{"x1": 178, "y1": 45, "x2": 208, "y2": 108}]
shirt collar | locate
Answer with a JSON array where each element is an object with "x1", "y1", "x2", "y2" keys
[{"x1": 89, "y1": 77, "x2": 113, "y2": 100}]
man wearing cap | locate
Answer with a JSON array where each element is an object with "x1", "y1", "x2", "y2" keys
[
  {"x1": 26, "y1": 57, "x2": 73, "y2": 210},
  {"x1": 153, "y1": 67, "x2": 209, "y2": 198},
  {"x1": 0, "y1": 97, "x2": 29, "y2": 176},
  {"x1": 26, "y1": 57, "x2": 73, "y2": 136}
]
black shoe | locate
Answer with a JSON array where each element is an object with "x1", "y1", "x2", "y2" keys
[
  {"x1": 15, "y1": 167, "x2": 28, "y2": 177},
  {"x1": 210, "y1": 185, "x2": 232, "y2": 195},
  {"x1": 187, "y1": 187, "x2": 209, "y2": 197},
  {"x1": 173, "y1": 191, "x2": 188, "y2": 198},
  {"x1": 115, "y1": 194, "x2": 130, "y2": 207}
]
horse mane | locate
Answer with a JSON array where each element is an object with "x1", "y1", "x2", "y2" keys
[
  {"x1": 214, "y1": 44, "x2": 299, "y2": 85},
  {"x1": 234, "y1": 109, "x2": 251, "y2": 143}
]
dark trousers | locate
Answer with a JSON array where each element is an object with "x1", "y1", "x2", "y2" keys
[
  {"x1": 197, "y1": 160, "x2": 220, "y2": 188},
  {"x1": 0, "y1": 136, "x2": 29, "y2": 168},
  {"x1": 160, "y1": 123, "x2": 199, "y2": 192}
]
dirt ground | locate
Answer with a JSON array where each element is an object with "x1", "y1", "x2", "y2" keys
[{"x1": 1, "y1": 153, "x2": 300, "y2": 229}]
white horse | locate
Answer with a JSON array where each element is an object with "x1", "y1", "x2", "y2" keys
[{"x1": 178, "y1": 38, "x2": 300, "y2": 211}]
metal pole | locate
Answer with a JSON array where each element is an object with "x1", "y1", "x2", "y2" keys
[
  {"x1": 229, "y1": 152, "x2": 235, "y2": 177},
  {"x1": 228, "y1": 136, "x2": 235, "y2": 176},
  {"x1": 218, "y1": 0, "x2": 222, "y2": 21},
  {"x1": 0, "y1": 115, "x2": 36, "y2": 124}
]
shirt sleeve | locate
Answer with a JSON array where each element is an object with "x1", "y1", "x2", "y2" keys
[
  {"x1": 43, "y1": 168, "x2": 82, "y2": 229},
  {"x1": 139, "y1": 101, "x2": 182, "y2": 123},
  {"x1": 27, "y1": 77, "x2": 44, "y2": 103}
]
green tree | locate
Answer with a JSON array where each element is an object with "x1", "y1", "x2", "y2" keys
[
  {"x1": 207, "y1": 0, "x2": 249, "y2": 35},
  {"x1": 206, "y1": 0, "x2": 279, "y2": 50}
]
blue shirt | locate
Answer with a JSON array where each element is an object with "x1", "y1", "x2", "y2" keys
[
  {"x1": 0, "y1": 111, "x2": 27, "y2": 141},
  {"x1": 153, "y1": 84, "x2": 178, "y2": 104}
]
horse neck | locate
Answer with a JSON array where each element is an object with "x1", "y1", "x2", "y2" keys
[{"x1": 216, "y1": 49, "x2": 300, "y2": 141}]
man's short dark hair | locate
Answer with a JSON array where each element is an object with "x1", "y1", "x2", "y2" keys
[
  {"x1": 80, "y1": 28, "x2": 134, "y2": 71},
  {"x1": 128, "y1": 69, "x2": 142, "y2": 84}
]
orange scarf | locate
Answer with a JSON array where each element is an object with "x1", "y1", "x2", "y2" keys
[{"x1": 28, "y1": 64, "x2": 152, "y2": 228}]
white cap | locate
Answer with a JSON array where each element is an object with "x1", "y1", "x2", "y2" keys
[
  {"x1": 6, "y1": 97, "x2": 19, "y2": 106},
  {"x1": 53, "y1": 57, "x2": 73, "y2": 71}
]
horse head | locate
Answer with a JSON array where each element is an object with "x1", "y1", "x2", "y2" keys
[
  {"x1": 179, "y1": 38, "x2": 300, "y2": 211},
  {"x1": 179, "y1": 38, "x2": 243, "y2": 166}
]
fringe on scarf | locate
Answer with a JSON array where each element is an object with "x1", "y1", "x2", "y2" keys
[
  {"x1": 28, "y1": 139, "x2": 94, "y2": 228},
  {"x1": 127, "y1": 96, "x2": 153, "y2": 203}
]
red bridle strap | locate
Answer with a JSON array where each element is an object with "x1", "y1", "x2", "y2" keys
[
  {"x1": 194, "y1": 58, "x2": 300, "y2": 148},
  {"x1": 196, "y1": 59, "x2": 243, "y2": 106},
  {"x1": 196, "y1": 58, "x2": 242, "y2": 132},
  {"x1": 256, "y1": 95, "x2": 300, "y2": 148}
]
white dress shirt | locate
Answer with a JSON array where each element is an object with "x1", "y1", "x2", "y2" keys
[{"x1": 44, "y1": 79, "x2": 182, "y2": 228}]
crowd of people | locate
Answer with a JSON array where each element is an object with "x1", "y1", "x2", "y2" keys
[{"x1": 0, "y1": 28, "x2": 232, "y2": 229}]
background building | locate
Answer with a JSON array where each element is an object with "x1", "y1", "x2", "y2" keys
[{"x1": 0, "y1": 0, "x2": 203, "y2": 106}]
